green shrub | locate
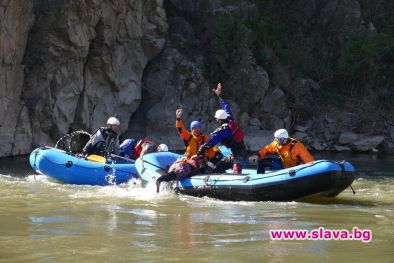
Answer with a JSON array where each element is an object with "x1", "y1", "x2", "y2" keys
[{"x1": 338, "y1": 32, "x2": 394, "y2": 98}]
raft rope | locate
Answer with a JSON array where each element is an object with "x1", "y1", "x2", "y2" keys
[
  {"x1": 37, "y1": 148, "x2": 350, "y2": 186},
  {"x1": 190, "y1": 160, "x2": 352, "y2": 184},
  {"x1": 140, "y1": 158, "x2": 167, "y2": 171},
  {"x1": 36, "y1": 147, "x2": 138, "y2": 176}
]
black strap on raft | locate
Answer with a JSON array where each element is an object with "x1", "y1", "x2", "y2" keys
[
  {"x1": 337, "y1": 160, "x2": 355, "y2": 194},
  {"x1": 65, "y1": 161, "x2": 73, "y2": 168},
  {"x1": 338, "y1": 160, "x2": 345, "y2": 172},
  {"x1": 243, "y1": 176, "x2": 250, "y2": 183},
  {"x1": 203, "y1": 175, "x2": 210, "y2": 185},
  {"x1": 350, "y1": 185, "x2": 356, "y2": 195}
]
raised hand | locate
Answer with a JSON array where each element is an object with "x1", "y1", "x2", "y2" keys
[
  {"x1": 176, "y1": 108, "x2": 183, "y2": 118},
  {"x1": 213, "y1": 83, "x2": 222, "y2": 96}
]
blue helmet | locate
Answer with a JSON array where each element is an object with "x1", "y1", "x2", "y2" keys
[{"x1": 190, "y1": 121, "x2": 202, "y2": 130}]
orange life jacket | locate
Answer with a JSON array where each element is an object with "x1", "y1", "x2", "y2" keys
[
  {"x1": 176, "y1": 119, "x2": 217, "y2": 159},
  {"x1": 258, "y1": 137, "x2": 314, "y2": 168}
]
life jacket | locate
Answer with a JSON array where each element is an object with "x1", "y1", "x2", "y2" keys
[
  {"x1": 275, "y1": 138, "x2": 302, "y2": 168},
  {"x1": 185, "y1": 134, "x2": 213, "y2": 158},
  {"x1": 103, "y1": 128, "x2": 119, "y2": 154},
  {"x1": 228, "y1": 120, "x2": 244, "y2": 143},
  {"x1": 88, "y1": 127, "x2": 118, "y2": 156},
  {"x1": 218, "y1": 121, "x2": 244, "y2": 147}
]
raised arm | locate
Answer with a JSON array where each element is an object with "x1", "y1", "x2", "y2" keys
[
  {"x1": 175, "y1": 108, "x2": 192, "y2": 141},
  {"x1": 213, "y1": 83, "x2": 234, "y2": 120}
]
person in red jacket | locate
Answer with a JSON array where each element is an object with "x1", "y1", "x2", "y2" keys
[{"x1": 249, "y1": 129, "x2": 314, "y2": 172}]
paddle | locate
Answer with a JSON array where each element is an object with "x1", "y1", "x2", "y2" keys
[
  {"x1": 86, "y1": 154, "x2": 107, "y2": 163},
  {"x1": 46, "y1": 144, "x2": 135, "y2": 164},
  {"x1": 86, "y1": 153, "x2": 135, "y2": 164},
  {"x1": 43, "y1": 146, "x2": 107, "y2": 163},
  {"x1": 139, "y1": 155, "x2": 170, "y2": 171},
  {"x1": 108, "y1": 153, "x2": 135, "y2": 163}
]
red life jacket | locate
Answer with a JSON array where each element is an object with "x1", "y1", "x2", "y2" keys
[
  {"x1": 131, "y1": 138, "x2": 155, "y2": 159},
  {"x1": 228, "y1": 121, "x2": 244, "y2": 143}
]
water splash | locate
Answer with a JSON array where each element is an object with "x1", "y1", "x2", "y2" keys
[{"x1": 105, "y1": 168, "x2": 116, "y2": 185}]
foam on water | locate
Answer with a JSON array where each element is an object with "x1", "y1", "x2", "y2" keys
[
  {"x1": 0, "y1": 173, "x2": 177, "y2": 204},
  {"x1": 66, "y1": 180, "x2": 176, "y2": 202}
]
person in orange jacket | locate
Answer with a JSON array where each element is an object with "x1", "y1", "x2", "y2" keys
[
  {"x1": 176, "y1": 108, "x2": 222, "y2": 164},
  {"x1": 249, "y1": 129, "x2": 314, "y2": 172}
]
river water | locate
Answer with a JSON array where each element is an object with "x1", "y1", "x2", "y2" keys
[{"x1": 0, "y1": 153, "x2": 393, "y2": 262}]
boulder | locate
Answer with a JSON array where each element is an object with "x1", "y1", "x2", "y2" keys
[
  {"x1": 338, "y1": 132, "x2": 358, "y2": 144},
  {"x1": 379, "y1": 141, "x2": 394, "y2": 154},
  {"x1": 249, "y1": 118, "x2": 261, "y2": 128},
  {"x1": 293, "y1": 132, "x2": 308, "y2": 142},
  {"x1": 293, "y1": 124, "x2": 309, "y2": 133},
  {"x1": 311, "y1": 140, "x2": 327, "y2": 151},
  {"x1": 389, "y1": 126, "x2": 394, "y2": 142},
  {"x1": 239, "y1": 112, "x2": 250, "y2": 130},
  {"x1": 243, "y1": 128, "x2": 272, "y2": 152},
  {"x1": 352, "y1": 135, "x2": 385, "y2": 152},
  {"x1": 333, "y1": 145, "x2": 352, "y2": 152},
  {"x1": 291, "y1": 78, "x2": 320, "y2": 96}
]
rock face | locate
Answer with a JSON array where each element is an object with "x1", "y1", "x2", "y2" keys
[
  {"x1": 0, "y1": 0, "x2": 167, "y2": 156},
  {"x1": 23, "y1": 0, "x2": 167, "y2": 146},
  {"x1": 0, "y1": 1, "x2": 33, "y2": 156},
  {"x1": 0, "y1": 0, "x2": 393, "y2": 157},
  {"x1": 138, "y1": 0, "x2": 289, "y2": 148}
]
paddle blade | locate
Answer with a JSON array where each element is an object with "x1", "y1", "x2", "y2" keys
[{"x1": 86, "y1": 154, "x2": 106, "y2": 163}]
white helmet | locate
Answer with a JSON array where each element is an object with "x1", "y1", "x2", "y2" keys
[
  {"x1": 274, "y1": 129, "x2": 288, "y2": 139},
  {"x1": 157, "y1": 144, "x2": 169, "y2": 152},
  {"x1": 214, "y1": 109, "x2": 229, "y2": 120},
  {"x1": 107, "y1": 117, "x2": 120, "y2": 126}
]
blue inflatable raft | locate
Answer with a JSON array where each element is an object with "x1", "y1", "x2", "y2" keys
[
  {"x1": 29, "y1": 147, "x2": 138, "y2": 186},
  {"x1": 135, "y1": 152, "x2": 356, "y2": 201}
]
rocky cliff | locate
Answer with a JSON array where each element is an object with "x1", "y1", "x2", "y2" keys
[
  {"x1": 1, "y1": 0, "x2": 167, "y2": 157},
  {"x1": 0, "y1": 0, "x2": 33, "y2": 156},
  {"x1": 0, "y1": 0, "x2": 393, "y2": 157}
]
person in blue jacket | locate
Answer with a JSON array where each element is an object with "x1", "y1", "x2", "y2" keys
[{"x1": 196, "y1": 83, "x2": 247, "y2": 174}]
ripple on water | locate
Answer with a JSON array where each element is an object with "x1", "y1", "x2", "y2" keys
[{"x1": 1, "y1": 154, "x2": 394, "y2": 260}]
